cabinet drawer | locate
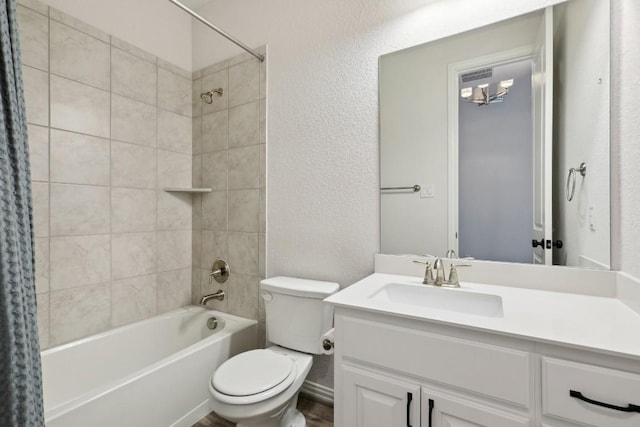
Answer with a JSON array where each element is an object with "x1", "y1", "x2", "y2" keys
[
  {"x1": 542, "y1": 357, "x2": 640, "y2": 426},
  {"x1": 341, "y1": 316, "x2": 531, "y2": 407}
]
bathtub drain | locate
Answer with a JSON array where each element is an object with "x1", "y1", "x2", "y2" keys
[{"x1": 207, "y1": 317, "x2": 218, "y2": 330}]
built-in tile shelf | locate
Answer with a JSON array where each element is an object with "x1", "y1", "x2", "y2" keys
[{"x1": 163, "y1": 187, "x2": 212, "y2": 193}]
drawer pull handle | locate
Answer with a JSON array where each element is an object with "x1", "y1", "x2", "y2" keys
[
  {"x1": 406, "y1": 392, "x2": 412, "y2": 427},
  {"x1": 570, "y1": 390, "x2": 640, "y2": 413}
]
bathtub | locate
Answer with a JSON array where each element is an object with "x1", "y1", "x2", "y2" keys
[{"x1": 42, "y1": 306, "x2": 257, "y2": 427}]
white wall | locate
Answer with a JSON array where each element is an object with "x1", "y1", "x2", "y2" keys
[
  {"x1": 552, "y1": 0, "x2": 610, "y2": 269},
  {"x1": 36, "y1": 0, "x2": 192, "y2": 70},
  {"x1": 615, "y1": 0, "x2": 640, "y2": 278}
]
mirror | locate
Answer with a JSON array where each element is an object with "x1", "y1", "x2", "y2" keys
[{"x1": 379, "y1": 0, "x2": 610, "y2": 269}]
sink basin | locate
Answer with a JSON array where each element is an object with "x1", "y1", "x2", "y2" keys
[{"x1": 369, "y1": 283, "x2": 504, "y2": 317}]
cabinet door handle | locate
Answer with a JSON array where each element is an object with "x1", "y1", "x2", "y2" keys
[
  {"x1": 570, "y1": 390, "x2": 640, "y2": 413},
  {"x1": 406, "y1": 392, "x2": 412, "y2": 427},
  {"x1": 428, "y1": 398, "x2": 434, "y2": 427}
]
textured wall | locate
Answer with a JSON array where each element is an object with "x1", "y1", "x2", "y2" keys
[
  {"x1": 19, "y1": 0, "x2": 193, "y2": 349},
  {"x1": 193, "y1": 0, "x2": 567, "y2": 389},
  {"x1": 191, "y1": 50, "x2": 267, "y2": 346},
  {"x1": 28, "y1": 0, "x2": 193, "y2": 70},
  {"x1": 613, "y1": 0, "x2": 640, "y2": 278}
]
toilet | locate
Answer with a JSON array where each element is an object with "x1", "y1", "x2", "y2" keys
[{"x1": 209, "y1": 276, "x2": 340, "y2": 427}]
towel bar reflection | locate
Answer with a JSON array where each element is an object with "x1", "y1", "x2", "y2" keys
[{"x1": 381, "y1": 185, "x2": 421, "y2": 192}]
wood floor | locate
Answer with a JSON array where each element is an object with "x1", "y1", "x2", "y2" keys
[{"x1": 191, "y1": 395, "x2": 333, "y2": 427}]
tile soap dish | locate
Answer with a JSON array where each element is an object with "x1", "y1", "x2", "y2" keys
[{"x1": 163, "y1": 187, "x2": 212, "y2": 193}]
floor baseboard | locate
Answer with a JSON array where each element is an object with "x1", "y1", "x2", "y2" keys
[{"x1": 300, "y1": 380, "x2": 334, "y2": 406}]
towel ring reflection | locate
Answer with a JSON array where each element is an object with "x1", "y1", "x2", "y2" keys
[{"x1": 566, "y1": 162, "x2": 587, "y2": 202}]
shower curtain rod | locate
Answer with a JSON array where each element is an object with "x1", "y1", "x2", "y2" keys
[{"x1": 168, "y1": 0, "x2": 265, "y2": 62}]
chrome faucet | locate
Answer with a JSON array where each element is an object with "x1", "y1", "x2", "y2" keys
[
  {"x1": 433, "y1": 258, "x2": 447, "y2": 286},
  {"x1": 200, "y1": 290, "x2": 225, "y2": 305},
  {"x1": 414, "y1": 257, "x2": 469, "y2": 288}
]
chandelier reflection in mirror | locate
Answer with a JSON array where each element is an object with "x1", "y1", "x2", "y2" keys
[{"x1": 460, "y1": 79, "x2": 514, "y2": 106}]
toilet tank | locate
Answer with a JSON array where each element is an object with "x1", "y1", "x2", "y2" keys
[{"x1": 260, "y1": 277, "x2": 340, "y2": 354}]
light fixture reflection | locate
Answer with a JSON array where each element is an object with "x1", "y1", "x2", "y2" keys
[{"x1": 460, "y1": 79, "x2": 514, "y2": 106}]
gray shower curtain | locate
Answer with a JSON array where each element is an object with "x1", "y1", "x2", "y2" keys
[{"x1": 0, "y1": 0, "x2": 45, "y2": 425}]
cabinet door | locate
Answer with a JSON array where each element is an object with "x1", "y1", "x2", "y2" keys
[
  {"x1": 341, "y1": 364, "x2": 420, "y2": 427},
  {"x1": 422, "y1": 388, "x2": 530, "y2": 427}
]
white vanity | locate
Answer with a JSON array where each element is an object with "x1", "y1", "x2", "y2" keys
[{"x1": 325, "y1": 256, "x2": 640, "y2": 427}]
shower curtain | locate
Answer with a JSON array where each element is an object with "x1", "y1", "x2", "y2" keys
[{"x1": 0, "y1": 0, "x2": 45, "y2": 425}]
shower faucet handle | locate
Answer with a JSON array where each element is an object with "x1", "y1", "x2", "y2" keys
[{"x1": 209, "y1": 259, "x2": 230, "y2": 284}]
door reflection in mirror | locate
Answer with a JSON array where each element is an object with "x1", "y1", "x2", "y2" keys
[{"x1": 458, "y1": 60, "x2": 533, "y2": 264}]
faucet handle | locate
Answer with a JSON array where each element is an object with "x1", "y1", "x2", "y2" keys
[
  {"x1": 209, "y1": 259, "x2": 230, "y2": 284},
  {"x1": 446, "y1": 263, "x2": 471, "y2": 287},
  {"x1": 412, "y1": 260, "x2": 435, "y2": 285},
  {"x1": 423, "y1": 262, "x2": 434, "y2": 285}
]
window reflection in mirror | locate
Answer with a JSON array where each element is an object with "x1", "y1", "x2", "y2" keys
[{"x1": 379, "y1": 0, "x2": 610, "y2": 269}]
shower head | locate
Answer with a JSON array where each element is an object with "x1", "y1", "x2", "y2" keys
[{"x1": 200, "y1": 88, "x2": 223, "y2": 104}]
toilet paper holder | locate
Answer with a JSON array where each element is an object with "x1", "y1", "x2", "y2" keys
[{"x1": 321, "y1": 327, "x2": 335, "y2": 355}]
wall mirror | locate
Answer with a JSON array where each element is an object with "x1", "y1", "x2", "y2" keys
[{"x1": 379, "y1": 0, "x2": 610, "y2": 269}]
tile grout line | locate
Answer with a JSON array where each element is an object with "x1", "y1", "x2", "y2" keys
[
  {"x1": 224, "y1": 64, "x2": 230, "y2": 309},
  {"x1": 45, "y1": 6, "x2": 51, "y2": 348},
  {"x1": 198, "y1": 77, "x2": 205, "y2": 303},
  {"x1": 108, "y1": 33, "x2": 113, "y2": 331},
  {"x1": 155, "y1": 57, "x2": 160, "y2": 316},
  {"x1": 256, "y1": 64, "x2": 262, "y2": 280},
  {"x1": 49, "y1": 16, "x2": 108, "y2": 45},
  {"x1": 30, "y1": 62, "x2": 192, "y2": 121}
]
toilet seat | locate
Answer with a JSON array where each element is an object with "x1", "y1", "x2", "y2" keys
[{"x1": 211, "y1": 349, "x2": 297, "y2": 405}]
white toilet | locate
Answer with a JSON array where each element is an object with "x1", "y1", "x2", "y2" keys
[{"x1": 209, "y1": 276, "x2": 339, "y2": 427}]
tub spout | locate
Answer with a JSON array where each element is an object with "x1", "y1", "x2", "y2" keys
[{"x1": 200, "y1": 290, "x2": 225, "y2": 305}]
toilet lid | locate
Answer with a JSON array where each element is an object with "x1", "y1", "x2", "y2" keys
[{"x1": 213, "y1": 349, "x2": 294, "y2": 397}]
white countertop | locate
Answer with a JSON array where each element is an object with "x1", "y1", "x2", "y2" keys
[{"x1": 325, "y1": 273, "x2": 640, "y2": 360}]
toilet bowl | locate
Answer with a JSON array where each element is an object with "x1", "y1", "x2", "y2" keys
[
  {"x1": 209, "y1": 346, "x2": 312, "y2": 427},
  {"x1": 208, "y1": 276, "x2": 339, "y2": 427}
]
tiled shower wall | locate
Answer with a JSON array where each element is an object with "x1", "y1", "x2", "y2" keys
[
  {"x1": 191, "y1": 50, "x2": 267, "y2": 343},
  {"x1": 18, "y1": 0, "x2": 193, "y2": 349}
]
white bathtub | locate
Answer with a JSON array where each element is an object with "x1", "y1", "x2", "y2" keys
[{"x1": 42, "y1": 306, "x2": 257, "y2": 427}]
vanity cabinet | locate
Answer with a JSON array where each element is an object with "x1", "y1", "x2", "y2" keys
[
  {"x1": 339, "y1": 363, "x2": 529, "y2": 427},
  {"x1": 333, "y1": 308, "x2": 640, "y2": 427},
  {"x1": 341, "y1": 364, "x2": 420, "y2": 427}
]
